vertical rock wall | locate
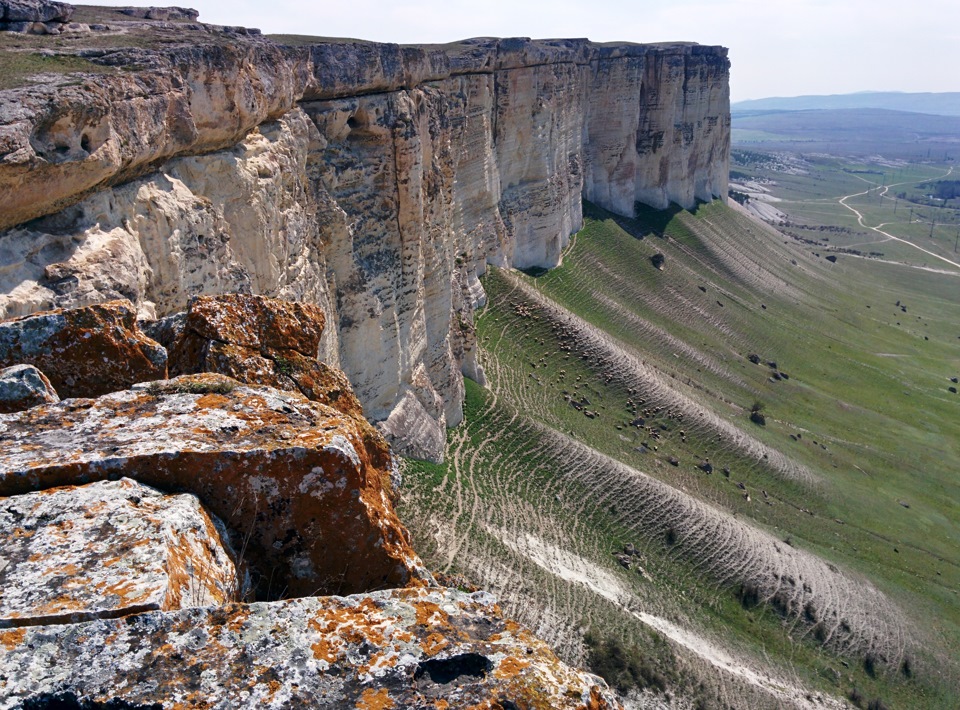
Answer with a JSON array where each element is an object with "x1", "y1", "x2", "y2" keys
[{"x1": 0, "y1": 37, "x2": 730, "y2": 461}]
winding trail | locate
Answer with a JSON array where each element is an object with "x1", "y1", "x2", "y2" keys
[{"x1": 837, "y1": 166, "x2": 960, "y2": 270}]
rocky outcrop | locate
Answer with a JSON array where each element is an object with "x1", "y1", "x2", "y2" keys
[
  {"x1": 0, "y1": 299, "x2": 167, "y2": 399},
  {"x1": 0, "y1": 295, "x2": 619, "y2": 708},
  {"x1": 0, "y1": 0, "x2": 74, "y2": 32},
  {"x1": 0, "y1": 364, "x2": 58, "y2": 412},
  {"x1": 167, "y1": 293, "x2": 364, "y2": 419},
  {"x1": 0, "y1": 372, "x2": 429, "y2": 598},
  {"x1": 0, "y1": 16, "x2": 730, "y2": 461},
  {"x1": 0, "y1": 587, "x2": 619, "y2": 709},
  {"x1": 0, "y1": 477, "x2": 242, "y2": 628}
]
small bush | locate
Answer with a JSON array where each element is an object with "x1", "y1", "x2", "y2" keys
[
  {"x1": 848, "y1": 687, "x2": 864, "y2": 708},
  {"x1": 584, "y1": 630, "x2": 669, "y2": 694}
]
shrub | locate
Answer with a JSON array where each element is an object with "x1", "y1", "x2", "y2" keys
[{"x1": 584, "y1": 630, "x2": 669, "y2": 694}]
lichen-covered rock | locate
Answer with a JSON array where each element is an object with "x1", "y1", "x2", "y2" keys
[
  {"x1": 0, "y1": 478, "x2": 242, "y2": 628},
  {"x1": 0, "y1": 373, "x2": 428, "y2": 598},
  {"x1": 0, "y1": 587, "x2": 620, "y2": 709},
  {"x1": 0, "y1": 300, "x2": 166, "y2": 399},
  {"x1": 166, "y1": 294, "x2": 364, "y2": 419},
  {"x1": 0, "y1": 364, "x2": 58, "y2": 413}
]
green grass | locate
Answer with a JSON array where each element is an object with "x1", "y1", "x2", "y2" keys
[
  {"x1": 400, "y1": 196, "x2": 960, "y2": 707},
  {"x1": 0, "y1": 51, "x2": 112, "y2": 90}
]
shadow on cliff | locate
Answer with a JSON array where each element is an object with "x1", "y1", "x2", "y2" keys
[{"x1": 584, "y1": 200, "x2": 692, "y2": 242}]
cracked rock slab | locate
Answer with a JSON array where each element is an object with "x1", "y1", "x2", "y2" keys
[
  {"x1": 0, "y1": 587, "x2": 620, "y2": 709},
  {"x1": 0, "y1": 477, "x2": 242, "y2": 629},
  {"x1": 0, "y1": 373, "x2": 429, "y2": 598}
]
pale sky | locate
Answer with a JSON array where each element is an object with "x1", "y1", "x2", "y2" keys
[{"x1": 94, "y1": 0, "x2": 958, "y2": 102}]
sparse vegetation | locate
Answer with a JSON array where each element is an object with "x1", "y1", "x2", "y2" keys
[
  {"x1": 583, "y1": 629, "x2": 670, "y2": 694},
  {"x1": 147, "y1": 379, "x2": 238, "y2": 396}
]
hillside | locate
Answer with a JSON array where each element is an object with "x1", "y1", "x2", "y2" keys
[
  {"x1": 399, "y1": 199, "x2": 960, "y2": 708},
  {"x1": 732, "y1": 92, "x2": 960, "y2": 117},
  {"x1": 732, "y1": 108, "x2": 960, "y2": 158}
]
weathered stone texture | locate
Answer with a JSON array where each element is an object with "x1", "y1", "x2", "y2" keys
[
  {"x1": 0, "y1": 477, "x2": 241, "y2": 628},
  {"x1": 0, "y1": 33, "x2": 729, "y2": 462},
  {"x1": 0, "y1": 587, "x2": 620, "y2": 709},
  {"x1": 0, "y1": 373, "x2": 429, "y2": 598},
  {"x1": 0, "y1": 0, "x2": 73, "y2": 24},
  {"x1": 165, "y1": 293, "x2": 364, "y2": 420},
  {"x1": 0, "y1": 364, "x2": 58, "y2": 412},
  {"x1": 0, "y1": 300, "x2": 167, "y2": 398}
]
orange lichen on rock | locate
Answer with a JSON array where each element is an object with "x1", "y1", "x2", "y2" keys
[
  {"x1": 0, "y1": 300, "x2": 166, "y2": 399},
  {"x1": 166, "y1": 294, "x2": 364, "y2": 420},
  {"x1": 356, "y1": 687, "x2": 395, "y2": 710},
  {"x1": 0, "y1": 587, "x2": 620, "y2": 709},
  {"x1": 0, "y1": 478, "x2": 242, "y2": 628},
  {"x1": 0, "y1": 373, "x2": 429, "y2": 598}
]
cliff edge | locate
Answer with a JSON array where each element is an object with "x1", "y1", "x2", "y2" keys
[{"x1": 0, "y1": 5, "x2": 730, "y2": 461}]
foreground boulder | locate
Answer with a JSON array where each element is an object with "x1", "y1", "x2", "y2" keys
[
  {"x1": 0, "y1": 373, "x2": 427, "y2": 598},
  {"x1": 0, "y1": 364, "x2": 58, "y2": 413},
  {"x1": 168, "y1": 294, "x2": 364, "y2": 419},
  {"x1": 0, "y1": 587, "x2": 619, "y2": 709},
  {"x1": 0, "y1": 478, "x2": 242, "y2": 628},
  {"x1": 0, "y1": 300, "x2": 166, "y2": 399}
]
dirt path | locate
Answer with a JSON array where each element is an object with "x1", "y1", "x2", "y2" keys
[{"x1": 838, "y1": 167, "x2": 960, "y2": 270}]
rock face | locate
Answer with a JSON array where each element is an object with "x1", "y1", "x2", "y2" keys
[
  {"x1": 0, "y1": 587, "x2": 619, "y2": 709},
  {"x1": 0, "y1": 364, "x2": 59, "y2": 412},
  {"x1": 168, "y1": 293, "x2": 365, "y2": 419},
  {"x1": 0, "y1": 373, "x2": 429, "y2": 598},
  {"x1": 0, "y1": 24, "x2": 729, "y2": 462},
  {"x1": 0, "y1": 477, "x2": 242, "y2": 628},
  {"x1": 0, "y1": 300, "x2": 167, "y2": 399},
  {"x1": 1, "y1": 0, "x2": 72, "y2": 21}
]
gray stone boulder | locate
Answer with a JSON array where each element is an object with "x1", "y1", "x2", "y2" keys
[
  {"x1": 0, "y1": 363, "x2": 58, "y2": 413},
  {"x1": 0, "y1": 477, "x2": 243, "y2": 628},
  {"x1": 0, "y1": 0, "x2": 73, "y2": 23},
  {"x1": 117, "y1": 5, "x2": 199, "y2": 21}
]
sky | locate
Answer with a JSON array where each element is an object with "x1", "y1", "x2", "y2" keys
[{"x1": 93, "y1": 0, "x2": 959, "y2": 102}]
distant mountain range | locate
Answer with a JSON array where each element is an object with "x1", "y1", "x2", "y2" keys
[{"x1": 732, "y1": 91, "x2": 960, "y2": 116}]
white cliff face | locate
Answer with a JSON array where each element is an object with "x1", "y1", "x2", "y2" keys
[{"x1": 0, "y1": 37, "x2": 730, "y2": 461}]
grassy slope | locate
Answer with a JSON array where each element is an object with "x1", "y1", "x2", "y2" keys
[{"x1": 399, "y1": 198, "x2": 959, "y2": 708}]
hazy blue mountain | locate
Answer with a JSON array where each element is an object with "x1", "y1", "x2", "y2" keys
[{"x1": 732, "y1": 91, "x2": 960, "y2": 116}]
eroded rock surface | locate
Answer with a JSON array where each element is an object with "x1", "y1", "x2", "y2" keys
[
  {"x1": 167, "y1": 293, "x2": 364, "y2": 419},
  {"x1": 0, "y1": 364, "x2": 58, "y2": 412},
  {"x1": 0, "y1": 300, "x2": 166, "y2": 398},
  {"x1": 0, "y1": 477, "x2": 241, "y2": 628},
  {"x1": 0, "y1": 587, "x2": 619, "y2": 709},
  {"x1": 0, "y1": 23, "x2": 729, "y2": 461},
  {"x1": 0, "y1": 373, "x2": 428, "y2": 598}
]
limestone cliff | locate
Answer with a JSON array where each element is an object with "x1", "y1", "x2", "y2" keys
[{"x1": 0, "y1": 9, "x2": 730, "y2": 460}]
